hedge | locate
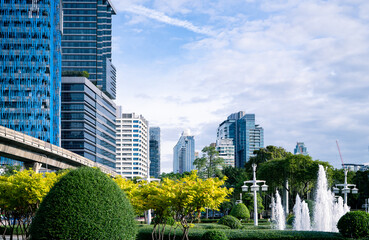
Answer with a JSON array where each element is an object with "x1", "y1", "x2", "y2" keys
[
  {"x1": 136, "y1": 225, "x2": 345, "y2": 240},
  {"x1": 29, "y1": 167, "x2": 137, "y2": 240},
  {"x1": 337, "y1": 211, "x2": 369, "y2": 238}
]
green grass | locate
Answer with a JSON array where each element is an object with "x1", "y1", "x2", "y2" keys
[{"x1": 136, "y1": 223, "x2": 347, "y2": 240}]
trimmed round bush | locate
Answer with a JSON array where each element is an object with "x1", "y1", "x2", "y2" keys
[
  {"x1": 201, "y1": 229, "x2": 228, "y2": 240},
  {"x1": 217, "y1": 215, "x2": 242, "y2": 229},
  {"x1": 230, "y1": 203, "x2": 250, "y2": 221},
  {"x1": 337, "y1": 211, "x2": 369, "y2": 239},
  {"x1": 29, "y1": 167, "x2": 137, "y2": 240}
]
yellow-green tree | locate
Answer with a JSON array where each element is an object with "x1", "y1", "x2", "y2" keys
[
  {"x1": 114, "y1": 171, "x2": 232, "y2": 240},
  {"x1": 0, "y1": 169, "x2": 67, "y2": 239}
]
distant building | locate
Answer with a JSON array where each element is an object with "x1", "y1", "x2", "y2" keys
[
  {"x1": 344, "y1": 164, "x2": 368, "y2": 172},
  {"x1": 216, "y1": 139, "x2": 235, "y2": 167},
  {"x1": 217, "y1": 111, "x2": 264, "y2": 168},
  {"x1": 149, "y1": 127, "x2": 161, "y2": 178},
  {"x1": 294, "y1": 142, "x2": 308, "y2": 155},
  {"x1": 61, "y1": 77, "x2": 116, "y2": 168},
  {"x1": 116, "y1": 112, "x2": 149, "y2": 179},
  {"x1": 173, "y1": 130, "x2": 195, "y2": 174}
]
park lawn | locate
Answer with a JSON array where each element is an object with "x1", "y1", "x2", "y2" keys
[{"x1": 136, "y1": 223, "x2": 347, "y2": 240}]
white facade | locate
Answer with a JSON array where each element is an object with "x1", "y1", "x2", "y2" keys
[
  {"x1": 216, "y1": 139, "x2": 235, "y2": 167},
  {"x1": 173, "y1": 131, "x2": 195, "y2": 174},
  {"x1": 116, "y1": 112, "x2": 149, "y2": 179}
]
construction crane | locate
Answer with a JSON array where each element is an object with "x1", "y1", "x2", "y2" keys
[{"x1": 336, "y1": 140, "x2": 345, "y2": 169}]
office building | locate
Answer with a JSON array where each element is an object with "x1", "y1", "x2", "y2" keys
[
  {"x1": 216, "y1": 139, "x2": 235, "y2": 167},
  {"x1": 61, "y1": 0, "x2": 117, "y2": 99},
  {"x1": 149, "y1": 127, "x2": 160, "y2": 178},
  {"x1": 294, "y1": 142, "x2": 308, "y2": 155},
  {"x1": 173, "y1": 130, "x2": 195, "y2": 174},
  {"x1": 61, "y1": 77, "x2": 116, "y2": 168},
  {"x1": 116, "y1": 112, "x2": 149, "y2": 179},
  {"x1": 217, "y1": 111, "x2": 264, "y2": 168},
  {"x1": 0, "y1": 0, "x2": 62, "y2": 164}
]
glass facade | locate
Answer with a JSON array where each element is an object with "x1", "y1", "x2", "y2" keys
[
  {"x1": 0, "y1": 0, "x2": 62, "y2": 164},
  {"x1": 61, "y1": 0, "x2": 117, "y2": 99},
  {"x1": 149, "y1": 127, "x2": 160, "y2": 178},
  {"x1": 294, "y1": 142, "x2": 308, "y2": 155},
  {"x1": 61, "y1": 77, "x2": 116, "y2": 168},
  {"x1": 116, "y1": 112, "x2": 149, "y2": 179},
  {"x1": 173, "y1": 131, "x2": 195, "y2": 174},
  {"x1": 217, "y1": 111, "x2": 264, "y2": 168}
]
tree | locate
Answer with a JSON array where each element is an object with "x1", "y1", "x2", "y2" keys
[
  {"x1": 246, "y1": 145, "x2": 291, "y2": 170},
  {"x1": 194, "y1": 145, "x2": 224, "y2": 179},
  {"x1": 220, "y1": 166, "x2": 250, "y2": 208},
  {"x1": 257, "y1": 155, "x2": 332, "y2": 200},
  {"x1": 0, "y1": 165, "x2": 22, "y2": 176},
  {"x1": 0, "y1": 169, "x2": 66, "y2": 239},
  {"x1": 117, "y1": 171, "x2": 233, "y2": 240},
  {"x1": 159, "y1": 171, "x2": 191, "y2": 180},
  {"x1": 243, "y1": 193, "x2": 264, "y2": 215}
]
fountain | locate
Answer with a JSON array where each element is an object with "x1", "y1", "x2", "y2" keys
[
  {"x1": 273, "y1": 190, "x2": 286, "y2": 230},
  {"x1": 293, "y1": 194, "x2": 311, "y2": 231},
  {"x1": 292, "y1": 165, "x2": 349, "y2": 232}
]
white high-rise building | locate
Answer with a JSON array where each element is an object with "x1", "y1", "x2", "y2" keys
[
  {"x1": 116, "y1": 111, "x2": 149, "y2": 179},
  {"x1": 216, "y1": 139, "x2": 235, "y2": 167},
  {"x1": 173, "y1": 130, "x2": 195, "y2": 174}
]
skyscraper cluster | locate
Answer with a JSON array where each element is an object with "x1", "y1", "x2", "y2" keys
[{"x1": 216, "y1": 111, "x2": 264, "y2": 168}]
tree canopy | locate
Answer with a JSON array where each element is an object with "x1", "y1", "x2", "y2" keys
[{"x1": 194, "y1": 145, "x2": 224, "y2": 179}]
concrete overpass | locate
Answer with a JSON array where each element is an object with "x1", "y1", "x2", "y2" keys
[{"x1": 0, "y1": 125, "x2": 117, "y2": 176}]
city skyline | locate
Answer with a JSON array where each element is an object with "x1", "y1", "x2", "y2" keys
[{"x1": 110, "y1": 0, "x2": 369, "y2": 173}]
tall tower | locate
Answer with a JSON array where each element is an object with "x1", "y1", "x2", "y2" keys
[
  {"x1": 294, "y1": 142, "x2": 308, "y2": 155},
  {"x1": 173, "y1": 130, "x2": 195, "y2": 174},
  {"x1": 116, "y1": 112, "x2": 149, "y2": 179},
  {"x1": 0, "y1": 0, "x2": 63, "y2": 165},
  {"x1": 61, "y1": 0, "x2": 117, "y2": 99},
  {"x1": 217, "y1": 111, "x2": 264, "y2": 168},
  {"x1": 149, "y1": 127, "x2": 161, "y2": 178}
]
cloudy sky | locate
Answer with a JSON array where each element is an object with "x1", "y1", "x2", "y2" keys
[{"x1": 110, "y1": 0, "x2": 369, "y2": 173}]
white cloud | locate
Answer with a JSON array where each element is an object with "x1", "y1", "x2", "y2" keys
[{"x1": 113, "y1": 0, "x2": 369, "y2": 172}]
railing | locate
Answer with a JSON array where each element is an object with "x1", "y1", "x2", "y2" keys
[{"x1": 0, "y1": 125, "x2": 117, "y2": 176}]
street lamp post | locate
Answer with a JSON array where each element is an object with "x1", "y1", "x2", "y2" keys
[
  {"x1": 241, "y1": 164, "x2": 268, "y2": 226},
  {"x1": 332, "y1": 168, "x2": 358, "y2": 205}
]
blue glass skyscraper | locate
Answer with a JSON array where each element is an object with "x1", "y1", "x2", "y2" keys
[
  {"x1": 0, "y1": 0, "x2": 62, "y2": 165},
  {"x1": 149, "y1": 127, "x2": 161, "y2": 178},
  {"x1": 217, "y1": 111, "x2": 264, "y2": 168},
  {"x1": 61, "y1": 0, "x2": 116, "y2": 99}
]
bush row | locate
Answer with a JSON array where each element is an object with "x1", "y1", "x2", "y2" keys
[{"x1": 136, "y1": 226, "x2": 345, "y2": 240}]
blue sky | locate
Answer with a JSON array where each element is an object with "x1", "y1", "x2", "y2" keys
[{"x1": 110, "y1": 0, "x2": 369, "y2": 173}]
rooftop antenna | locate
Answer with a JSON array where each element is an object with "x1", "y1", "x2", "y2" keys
[{"x1": 336, "y1": 140, "x2": 345, "y2": 169}]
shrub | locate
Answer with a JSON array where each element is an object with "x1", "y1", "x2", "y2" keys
[
  {"x1": 286, "y1": 214, "x2": 295, "y2": 225},
  {"x1": 152, "y1": 216, "x2": 175, "y2": 225},
  {"x1": 29, "y1": 167, "x2": 137, "y2": 240},
  {"x1": 218, "y1": 215, "x2": 242, "y2": 229},
  {"x1": 337, "y1": 211, "x2": 369, "y2": 239},
  {"x1": 230, "y1": 203, "x2": 250, "y2": 221},
  {"x1": 202, "y1": 230, "x2": 228, "y2": 240}
]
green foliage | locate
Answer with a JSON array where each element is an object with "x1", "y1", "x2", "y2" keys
[
  {"x1": 243, "y1": 193, "x2": 264, "y2": 213},
  {"x1": 286, "y1": 214, "x2": 295, "y2": 225},
  {"x1": 337, "y1": 211, "x2": 369, "y2": 239},
  {"x1": 152, "y1": 216, "x2": 175, "y2": 226},
  {"x1": 202, "y1": 230, "x2": 228, "y2": 240},
  {"x1": 194, "y1": 145, "x2": 225, "y2": 179},
  {"x1": 29, "y1": 167, "x2": 137, "y2": 240},
  {"x1": 62, "y1": 70, "x2": 89, "y2": 78},
  {"x1": 0, "y1": 164, "x2": 22, "y2": 176},
  {"x1": 218, "y1": 215, "x2": 242, "y2": 229},
  {"x1": 247, "y1": 145, "x2": 291, "y2": 169},
  {"x1": 160, "y1": 171, "x2": 191, "y2": 180},
  {"x1": 137, "y1": 225, "x2": 345, "y2": 240},
  {"x1": 230, "y1": 203, "x2": 250, "y2": 220}
]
